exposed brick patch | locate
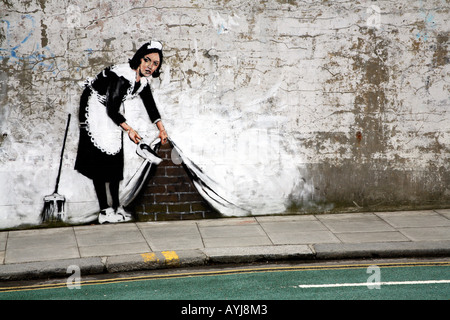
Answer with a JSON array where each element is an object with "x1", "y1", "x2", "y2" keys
[{"x1": 130, "y1": 142, "x2": 221, "y2": 221}]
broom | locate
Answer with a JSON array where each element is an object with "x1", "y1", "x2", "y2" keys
[{"x1": 41, "y1": 113, "x2": 71, "y2": 223}]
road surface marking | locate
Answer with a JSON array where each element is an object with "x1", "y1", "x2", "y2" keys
[{"x1": 296, "y1": 280, "x2": 450, "y2": 288}]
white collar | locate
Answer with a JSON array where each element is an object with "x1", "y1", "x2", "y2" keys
[{"x1": 110, "y1": 64, "x2": 149, "y2": 87}]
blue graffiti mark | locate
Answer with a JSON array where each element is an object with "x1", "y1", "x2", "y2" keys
[
  {"x1": 0, "y1": 15, "x2": 59, "y2": 73},
  {"x1": 76, "y1": 48, "x2": 94, "y2": 72},
  {"x1": 415, "y1": 1, "x2": 438, "y2": 42},
  {"x1": 217, "y1": 24, "x2": 226, "y2": 35},
  {"x1": 16, "y1": 14, "x2": 35, "y2": 47},
  {"x1": 1, "y1": 15, "x2": 35, "y2": 56},
  {"x1": 27, "y1": 44, "x2": 57, "y2": 71}
]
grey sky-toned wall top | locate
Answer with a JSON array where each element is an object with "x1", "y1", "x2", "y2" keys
[{"x1": 0, "y1": 0, "x2": 449, "y2": 229}]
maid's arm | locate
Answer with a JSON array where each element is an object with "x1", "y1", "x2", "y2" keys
[
  {"x1": 104, "y1": 73, "x2": 142, "y2": 144},
  {"x1": 140, "y1": 85, "x2": 168, "y2": 144}
]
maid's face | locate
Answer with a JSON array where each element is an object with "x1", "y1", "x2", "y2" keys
[{"x1": 138, "y1": 52, "x2": 160, "y2": 78}]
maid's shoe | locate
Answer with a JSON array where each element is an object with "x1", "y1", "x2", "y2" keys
[
  {"x1": 116, "y1": 206, "x2": 133, "y2": 221},
  {"x1": 98, "y1": 207, "x2": 127, "y2": 224}
]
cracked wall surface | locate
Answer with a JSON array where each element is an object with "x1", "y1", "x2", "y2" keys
[{"x1": 0, "y1": 0, "x2": 449, "y2": 229}]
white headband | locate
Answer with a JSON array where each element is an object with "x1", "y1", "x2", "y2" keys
[{"x1": 148, "y1": 41, "x2": 163, "y2": 51}]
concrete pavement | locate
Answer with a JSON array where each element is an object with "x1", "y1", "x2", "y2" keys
[{"x1": 1, "y1": 209, "x2": 450, "y2": 281}]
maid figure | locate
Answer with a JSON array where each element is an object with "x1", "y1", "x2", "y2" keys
[{"x1": 75, "y1": 41, "x2": 169, "y2": 224}]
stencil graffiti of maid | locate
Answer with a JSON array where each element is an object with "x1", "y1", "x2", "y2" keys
[{"x1": 74, "y1": 41, "x2": 169, "y2": 224}]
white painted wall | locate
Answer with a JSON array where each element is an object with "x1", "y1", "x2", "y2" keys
[{"x1": 0, "y1": 0, "x2": 449, "y2": 229}]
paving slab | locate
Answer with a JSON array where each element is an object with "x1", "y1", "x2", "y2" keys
[
  {"x1": 255, "y1": 215, "x2": 319, "y2": 222},
  {"x1": 315, "y1": 213, "x2": 379, "y2": 220},
  {"x1": 0, "y1": 232, "x2": 6, "y2": 251},
  {"x1": 74, "y1": 223, "x2": 151, "y2": 257},
  {"x1": 258, "y1": 220, "x2": 328, "y2": 234},
  {"x1": 4, "y1": 228, "x2": 79, "y2": 264},
  {"x1": 376, "y1": 210, "x2": 450, "y2": 228},
  {"x1": 317, "y1": 213, "x2": 395, "y2": 233},
  {"x1": 435, "y1": 209, "x2": 450, "y2": 220},
  {"x1": 5, "y1": 245, "x2": 80, "y2": 264},
  {"x1": 198, "y1": 224, "x2": 266, "y2": 238},
  {"x1": 199, "y1": 223, "x2": 272, "y2": 248},
  {"x1": 145, "y1": 233, "x2": 204, "y2": 251},
  {"x1": 258, "y1": 217, "x2": 338, "y2": 245},
  {"x1": 138, "y1": 223, "x2": 203, "y2": 251},
  {"x1": 74, "y1": 223, "x2": 146, "y2": 246},
  {"x1": 79, "y1": 242, "x2": 152, "y2": 258},
  {"x1": 335, "y1": 231, "x2": 409, "y2": 243},
  {"x1": 196, "y1": 217, "x2": 258, "y2": 227},
  {"x1": 203, "y1": 236, "x2": 273, "y2": 248},
  {"x1": 266, "y1": 231, "x2": 340, "y2": 245},
  {"x1": 5, "y1": 227, "x2": 77, "y2": 250},
  {"x1": 0, "y1": 232, "x2": 6, "y2": 264},
  {"x1": 398, "y1": 226, "x2": 450, "y2": 241}
]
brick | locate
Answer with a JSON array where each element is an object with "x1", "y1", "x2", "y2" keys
[
  {"x1": 156, "y1": 212, "x2": 204, "y2": 221},
  {"x1": 141, "y1": 194, "x2": 155, "y2": 204},
  {"x1": 166, "y1": 167, "x2": 187, "y2": 177},
  {"x1": 166, "y1": 203, "x2": 192, "y2": 213},
  {"x1": 144, "y1": 204, "x2": 168, "y2": 214},
  {"x1": 153, "y1": 165, "x2": 166, "y2": 176},
  {"x1": 134, "y1": 204, "x2": 146, "y2": 215},
  {"x1": 157, "y1": 147, "x2": 172, "y2": 160},
  {"x1": 166, "y1": 183, "x2": 193, "y2": 193},
  {"x1": 191, "y1": 202, "x2": 214, "y2": 213},
  {"x1": 178, "y1": 193, "x2": 204, "y2": 202},
  {"x1": 135, "y1": 210, "x2": 221, "y2": 222},
  {"x1": 157, "y1": 159, "x2": 172, "y2": 167},
  {"x1": 152, "y1": 176, "x2": 182, "y2": 185},
  {"x1": 154, "y1": 193, "x2": 179, "y2": 203},
  {"x1": 145, "y1": 185, "x2": 166, "y2": 194},
  {"x1": 159, "y1": 143, "x2": 172, "y2": 150}
]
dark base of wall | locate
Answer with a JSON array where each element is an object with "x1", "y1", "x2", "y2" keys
[
  {"x1": 287, "y1": 162, "x2": 450, "y2": 214},
  {"x1": 286, "y1": 201, "x2": 450, "y2": 215},
  {"x1": 134, "y1": 210, "x2": 222, "y2": 222}
]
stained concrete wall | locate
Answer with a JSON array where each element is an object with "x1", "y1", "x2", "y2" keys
[{"x1": 0, "y1": 0, "x2": 449, "y2": 229}]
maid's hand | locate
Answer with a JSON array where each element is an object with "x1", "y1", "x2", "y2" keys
[
  {"x1": 159, "y1": 129, "x2": 168, "y2": 145},
  {"x1": 128, "y1": 128, "x2": 142, "y2": 144}
]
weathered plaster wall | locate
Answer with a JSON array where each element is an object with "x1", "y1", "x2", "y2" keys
[{"x1": 0, "y1": 0, "x2": 449, "y2": 229}]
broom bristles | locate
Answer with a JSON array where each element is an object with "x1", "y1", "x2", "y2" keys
[{"x1": 41, "y1": 193, "x2": 66, "y2": 223}]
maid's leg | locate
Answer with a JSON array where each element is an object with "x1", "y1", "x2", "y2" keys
[
  {"x1": 95, "y1": 179, "x2": 130, "y2": 224},
  {"x1": 109, "y1": 180, "x2": 120, "y2": 210},
  {"x1": 93, "y1": 179, "x2": 109, "y2": 210}
]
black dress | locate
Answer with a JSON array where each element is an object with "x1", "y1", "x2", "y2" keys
[{"x1": 74, "y1": 64, "x2": 161, "y2": 182}]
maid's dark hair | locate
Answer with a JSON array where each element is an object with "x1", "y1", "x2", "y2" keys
[{"x1": 128, "y1": 42, "x2": 163, "y2": 78}]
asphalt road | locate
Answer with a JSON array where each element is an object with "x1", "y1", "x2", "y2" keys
[{"x1": 1, "y1": 258, "x2": 449, "y2": 301}]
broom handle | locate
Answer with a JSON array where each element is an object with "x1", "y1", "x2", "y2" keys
[{"x1": 54, "y1": 113, "x2": 71, "y2": 193}]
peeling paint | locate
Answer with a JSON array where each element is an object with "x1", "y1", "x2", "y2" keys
[{"x1": 433, "y1": 33, "x2": 449, "y2": 67}]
